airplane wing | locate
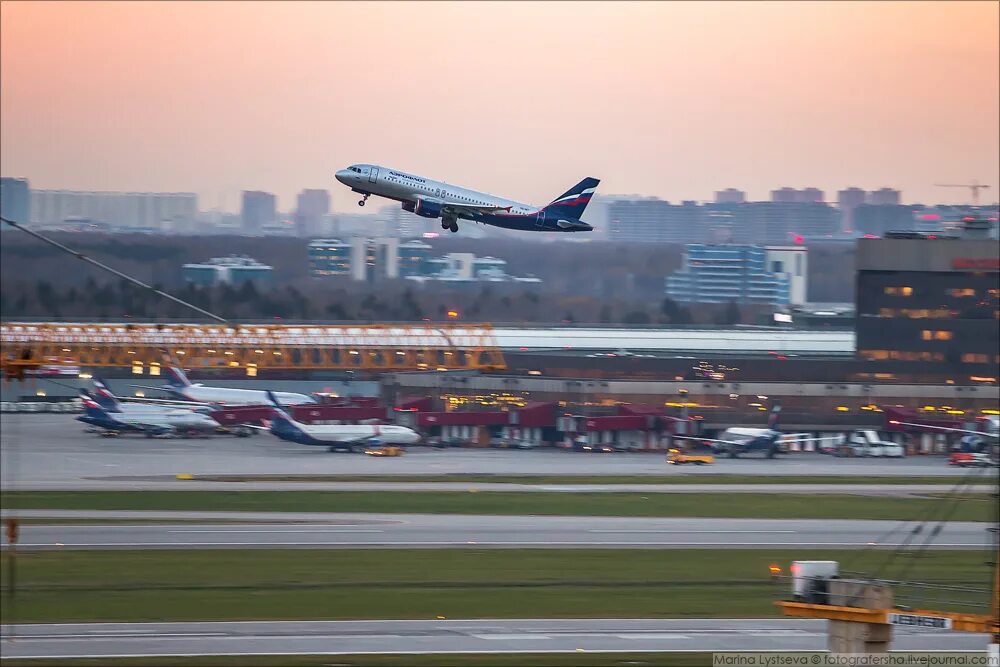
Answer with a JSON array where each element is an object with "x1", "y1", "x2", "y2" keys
[
  {"x1": 121, "y1": 396, "x2": 198, "y2": 407},
  {"x1": 888, "y1": 420, "x2": 998, "y2": 438},
  {"x1": 238, "y1": 424, "x2": 271, "y2": 431},
  {"x1": 441, "y1": 202, "x2": 513, "y2": 216},
  {"x1": 673, "y1": 434, "x2": 842, "y2": 446},
  {"x1": 129, "y1": 384, "x2": 176, "y2": 394}
]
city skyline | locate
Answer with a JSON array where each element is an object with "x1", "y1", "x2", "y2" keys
[{"x1": 2, "y1": 1, "x2": 998, "y2": 212}]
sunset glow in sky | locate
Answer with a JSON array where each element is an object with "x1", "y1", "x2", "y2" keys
[{"x1": 2, "y1": 1, "x2": 998, "y2": 211}]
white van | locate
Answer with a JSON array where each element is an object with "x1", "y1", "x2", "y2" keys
[{"x1": 847, "y1": 430, "x2": 905, "y2": 458}]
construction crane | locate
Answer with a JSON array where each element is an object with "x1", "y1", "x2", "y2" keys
[
  {"x1": 775, "y1": 467, "x2": 1000, "y2": 652},
  {"x1": 934, "y1": 181, "x2": 991, "y2": 206}
]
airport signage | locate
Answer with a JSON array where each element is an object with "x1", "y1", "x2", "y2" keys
[
  {"x1": 887, "y1": 613, "x2": 952, "y2": 629},
  {"x1": 951, "y1": 257, "x2": 1000, "y2": 270}
]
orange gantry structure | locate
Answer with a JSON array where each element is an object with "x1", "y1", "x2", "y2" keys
[{"x1": 0, "y1": 322, "x2": 506, "y2": 375}]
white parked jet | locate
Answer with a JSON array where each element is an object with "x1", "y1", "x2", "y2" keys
[
  {"x1": 335, "y1": 164, "x2": 598, "y2": 234},
  {"x1": 258, "y1": 392, "x2": 420, "y2": 452},
  {"x1": 133, "y1": 361, "x2": 316, "y2": 407}
]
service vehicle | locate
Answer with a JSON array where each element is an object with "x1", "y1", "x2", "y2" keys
[
  {"x1": 364, "y1": 445, "x2": 404, "y2": 457},
  {"x1": 667, "y1": 448, "x2": 715, "y2": 465},
  {"x1": 846, "y1": 430, "x2": 905, "y2": 457}
]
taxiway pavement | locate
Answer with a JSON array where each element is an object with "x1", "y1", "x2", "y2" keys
[
  {"x1": 0, "y1": 618, "x2": 989, "y2": 659},
  {"x1": 0, "y1": 415, "x2": 967, "y2": 492},
  {"x1": 3, "y1": 514, "x2": 991, "y2": 550}
]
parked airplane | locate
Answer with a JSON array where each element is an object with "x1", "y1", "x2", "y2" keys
[
  {"x1": 77, "y1": 395, "x2": 220, "y2": 437},
  {"x1": 335, "y1": 164, "x2": 598, "y2": 234},
  {"x1": 91, "y1": 377, "x2": 214, "y2": 416},
  {"x1": 675, "y1": 405, "x2": 837, "y2": 459},
  {"x1": 133, "y1": 361, "x2": 316, "y2": 407},
  {"x1": 255, "y1": 391, "x2": 420, "y2": 452}
]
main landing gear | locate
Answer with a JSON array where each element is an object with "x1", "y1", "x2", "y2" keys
[
  {"x1": 441, "y1": 218, "x2": 459, "y2": 233},
  {"x1": 358, "y1": 194, "x2": 370, "y2": 207}
]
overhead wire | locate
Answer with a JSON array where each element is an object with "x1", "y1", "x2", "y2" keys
[{"x1": 1, "y1": 216, "x2": 229, "y2": 325}]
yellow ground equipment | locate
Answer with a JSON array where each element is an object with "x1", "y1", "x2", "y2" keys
[
  {"x1": 667, "y1": 447, "x2": 715, "y2": 465},
  {"x1": 364, "y1": 446, "x2": 404, "y2": 457}
]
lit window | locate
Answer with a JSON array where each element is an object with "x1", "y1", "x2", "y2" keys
[
  {"x1": 935, "y1": 330, "x2": 952, "y2": 341},
  {"x1": 962, "y1": 353, "x2": 988, "y2": 363},
  {"x1": 921, "y1": 330, "x2": 932, "y2": 341},
  {"x1": 949, "y1": 288, "x2": 976, "y2": 297},
  {"x1": 900, "y1": 287, "x2": 913, "y2": 296},
  {"x1": 883, "y1": 287, "x2": 898, "y2": 296}
]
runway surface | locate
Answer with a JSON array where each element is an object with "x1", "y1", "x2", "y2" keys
[
  {"x1": 1, "y1": 619, "x2": 989, "y2": 659},
  {"x1": 0, "y1": 415, "x2": 963, "y2": 491},
  {"x1": 3, "y1": 514, "x2": 992, "y2": 550}
]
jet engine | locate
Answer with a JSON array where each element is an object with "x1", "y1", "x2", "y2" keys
[{"x1": 412, "y1": 198, "x2": 444, "y2": 219}]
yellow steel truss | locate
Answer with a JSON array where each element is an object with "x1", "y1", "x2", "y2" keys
[
  {"x1": 0, "y1": 322, "x2": 506, "y2": 373},
  {"x1": 777, "y1": 601, "x2": 997, "y2": 634}
]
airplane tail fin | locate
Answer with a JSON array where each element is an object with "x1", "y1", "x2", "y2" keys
[
  {"x1": 92, "y1": 377, "x2": 124, "y2": 412},
  {"x1": 160, "y1": 355, "x2": 192, "y2": 389},
  {"x1": 265, "y1": 390, "x2": 305, "y2": 438},
  {"x1": 767, "y1": 403, "x2": 782, "y2": 431},
  {"x1": 80, "y1": 395, "x2": 111, "y2": 420},
  {"x1": 542, "y1": 177, "x2": 600, "y2": 220}
]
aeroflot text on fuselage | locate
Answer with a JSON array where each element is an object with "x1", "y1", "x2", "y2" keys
[{"x1": 334, "y1": 164, "x2": 599, "y2": 234}]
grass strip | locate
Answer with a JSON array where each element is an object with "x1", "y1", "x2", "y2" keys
[
  {"x1": 2, "y1": 490, "x2": 992, "y2": 521},
  {"x1": 1, "y1": 549, "x2": 991, "y2": 624}
]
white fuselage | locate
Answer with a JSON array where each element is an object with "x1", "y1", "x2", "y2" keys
[
  {"x1": 179, "y1": 386, "x2": 315, "y2": 406},
  {"x1": 117, "y1": 410, "x2": 218, "y2": 432},
  {"x1": 295, "y1": 422, "x2": 420, "y2": 445},
  {"x1": 337, "y1": 164, "x2": 537, "y2": 215}
]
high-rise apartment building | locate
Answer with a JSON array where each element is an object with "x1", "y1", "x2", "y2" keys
[
  {"x1": 30, "y1": 189, "x2": 196, "y2": 229},
  {"x1": 853, "y1": 205, "x2": 915, "y2": 236},
  {"x1": 294, "y1": 189, "x2": 330, "y2": 238},
  {"x1": 772, "y1": 187, "x2": 824, "y2": 204},
  {"x1": 867, "y1": 188, "x2": 901, "y2": 206},
  {"x1": 0, "y1": 177, "x2": 30, "y2": 224},
  {"x1": 241, "y1": 191, "x2": 276, "y2": 235},
  {"x1": 729, "y1": 202, "x2": 838, "y2": 244},
  {"x1": 607, "y1": 198, "x2": 707, "y2": 243},
  {"x1": 714, "y1": 188, "x2": 746, "y2": 204},
  {"x1": 837, "y1": 187, "x2": 868, "y2": 233}
]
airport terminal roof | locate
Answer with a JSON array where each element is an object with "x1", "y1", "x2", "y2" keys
[{"x1": 490, "y1": 327, "x2": 854, "y2": 354}]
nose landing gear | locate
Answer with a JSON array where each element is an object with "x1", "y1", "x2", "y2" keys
[{"x1": 358, "y1": 194, "x2": 370, "y2": 207}]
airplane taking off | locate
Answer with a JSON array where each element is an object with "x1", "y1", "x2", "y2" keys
[
  {"x1": 254, "y1": 391, "x2": 420, "y2": 452},
  {"x1": 335, "y1": 164, "x2": 598, "y2": 234},
  {"x1": 132, "y1": 361, "x2": 316, "y2": 407}
]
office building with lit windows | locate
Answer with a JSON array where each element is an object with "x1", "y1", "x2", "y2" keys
[{"x1": 856, "y1": 222, "x2": 999, "y2": 376}]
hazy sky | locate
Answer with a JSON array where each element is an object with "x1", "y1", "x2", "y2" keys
[{"x1": 2, "y1": 1, "x2": 998, "y2": 212}]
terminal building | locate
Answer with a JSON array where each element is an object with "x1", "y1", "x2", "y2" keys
[{"x1": 855, "y1": 221, "x2": 999, "y2": 378}]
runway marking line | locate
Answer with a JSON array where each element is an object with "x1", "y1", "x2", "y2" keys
[
  {"x1": 166, "y1": 529, "x2": 385, "y2": 534},
  {"x1": 588, "y1": 530, "x2": 797, "y2": 534}
]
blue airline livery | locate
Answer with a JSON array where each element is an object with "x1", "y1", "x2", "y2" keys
[{"x1": 335, "y1": 164, "x2": 599, "y2": 234}]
